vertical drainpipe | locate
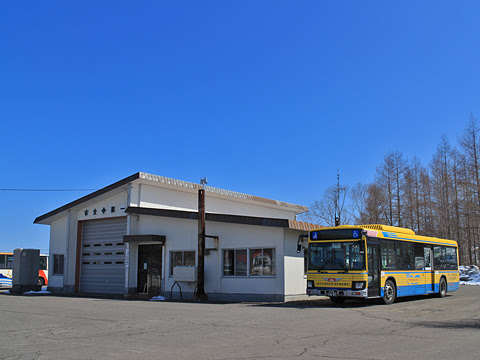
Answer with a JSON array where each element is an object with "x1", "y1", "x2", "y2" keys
[
  {"x1": 65, "y1": 209, "x2": 71, "y2": 291},
  {"x1": 125, "y1": 183, "x2": 132, "y2": 295}
]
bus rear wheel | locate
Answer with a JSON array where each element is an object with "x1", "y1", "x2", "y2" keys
[
  {"x1": 383, "y1": 280, "x2": 396, "y2": 305},
  {"x1": 38, "y1": 277, "x2": 45, "y2": 286},
  {"x1": 438, "y1": 277, "x2": 447, "y2": 298}
]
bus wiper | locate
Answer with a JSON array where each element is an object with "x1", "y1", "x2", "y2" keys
[
  {"x1": 339, "y1": 262, "x2": 349, "y2": 273},
  {"x1": 316, "y1": 263, "x2": 327, "y2": 272}
]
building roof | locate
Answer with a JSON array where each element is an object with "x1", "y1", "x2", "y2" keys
[{"x1": 34, "y1": 172, "x2": 309, "y2": 224}]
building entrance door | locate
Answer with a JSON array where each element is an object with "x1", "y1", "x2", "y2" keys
[{"x1": 137, "y1": 244, "x2": 162, "y2": 294}]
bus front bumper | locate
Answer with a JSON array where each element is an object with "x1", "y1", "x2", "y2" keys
[{"x1": 307, "y1": 288, "x2": 368, "y2": 298}]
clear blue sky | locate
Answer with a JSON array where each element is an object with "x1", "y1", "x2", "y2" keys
[{"x1": 1, "y1": 1, "x2": 479, "y2": 252}]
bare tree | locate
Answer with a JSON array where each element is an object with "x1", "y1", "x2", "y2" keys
[
  {"x1": 350, "y1": 183, "x2": 368, "y2": 224},
  {"x1": 458, "y1": 114, "x2": 480, "y2": 264},
  {"x1": 376, "y1": 152, "x2": 395, "y2": 225},
  {"x1": 430, "y1": 135, "x2": 454, "y2": 239},
  {"x1": 302, "y1": 185, "x2": 351, "y2": 227},
  {"x1": 350, "y1": 182, "x2": 386, "y2": 225}
]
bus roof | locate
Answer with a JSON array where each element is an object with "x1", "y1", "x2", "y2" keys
[{"x1": 310, "y1": 224, "x2": 458, "y2": 247}]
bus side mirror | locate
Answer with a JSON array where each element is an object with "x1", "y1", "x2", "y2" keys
[{"x1": 296, "y1": 234, "x2": 308, "y2": 253}]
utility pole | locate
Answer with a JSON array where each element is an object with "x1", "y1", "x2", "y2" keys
[
  {"x1": 334, "y1": 170, "x2": 346, "y2": 227},
  {"x1": 195, "y1": 177, "x2": 208, "y2": 302}
]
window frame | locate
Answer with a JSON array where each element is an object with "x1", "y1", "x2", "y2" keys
[
  {"x1": 222, "y1": 247, "x2": 277, "y2": 278},
  {"x1": 53, "y1": 254, "x2": 64, "y2": 275},
  {"x1": 222, "y1": 248, "x2": 248, "y2": 277},
  {"x1": 170, "y1": 250, "x2": 196, "y2": 277}
]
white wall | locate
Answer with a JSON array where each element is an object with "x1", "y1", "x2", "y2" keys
[
  {"x1": 283, "y1": 229, "x2": 307, "y2": 296},
  {"x1": 49, "y1": 216, "x2": 68, "y2": 288},
  {"x1": 134, "y1": 183, "x2": 298, "y2": 220},
  {"x1": 133, "y1": 214, "x2": 286, "y2": 297},
  {"x1": 77, "y1": 190, "x2": 128, "y2": 221}
]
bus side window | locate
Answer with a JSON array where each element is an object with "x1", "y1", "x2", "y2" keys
[
  {"x1": 39, "y1": 256, "x2": 48, "y2": 271},
  {"x1": 445, "y1": 247, "x2": 457, "y2": 270},
  {"x1": 0, "y1": 254, "x2": 5, "y2": 269},
  {"x1": 381, "y1": 241, "x2": 396, "y2": 270},
  {"x1": 6, "y1": 255, "x2": 13, "y2": 268},
  {"x1": 434, "y1": 246, "x2": 446, "y2": 270},
  {"x1": 414, "y1": 243, "x2": 424, "y2": 270},
  {"x1": 402, "y1": 243, "x2": 414, "y2": 270}
]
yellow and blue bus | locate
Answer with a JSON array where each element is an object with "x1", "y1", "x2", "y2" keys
[{"x1": 306, "y1": 225, "x2": 459, "y2": 304}]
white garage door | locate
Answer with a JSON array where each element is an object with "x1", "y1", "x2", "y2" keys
[{"x1": 80, "y1": 217, "x2": 127, "y2": 294}]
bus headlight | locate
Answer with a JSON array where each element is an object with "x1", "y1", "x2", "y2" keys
[
  {"x1": 307, "y1": 281, "x2": 314, "y2": 288},
  {"x1": 352, "y1": 281, "x2": 366, "y2": 290}
]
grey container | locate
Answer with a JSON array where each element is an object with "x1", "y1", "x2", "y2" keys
[{"x1": 12, "y1": 248, "x2": 41, "y2": 294}]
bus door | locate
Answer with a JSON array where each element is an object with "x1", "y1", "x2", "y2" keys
[
  {"x1": 424, "y1": 247, "x2": 434, "y2": 292},
  {"x1": 367, "y1": 244, "x2": 380, "y2": 297}
]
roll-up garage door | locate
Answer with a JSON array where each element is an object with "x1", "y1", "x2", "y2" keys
[{"x1": 80, "y1": 217, "x2": 127, "y2": 294}]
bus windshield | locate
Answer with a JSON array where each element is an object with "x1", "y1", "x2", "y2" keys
[{"x1": 308, "y1": 241, "x2": 365, "y2": 271}]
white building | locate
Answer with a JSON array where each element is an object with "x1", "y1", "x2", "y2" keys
[{"x1": 34, "y1": 172, "x2": 318, "y2": 302}]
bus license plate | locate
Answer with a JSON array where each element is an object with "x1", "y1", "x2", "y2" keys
[{"x1": 327, "y1": 291, "x2": 337, "y2": 297}]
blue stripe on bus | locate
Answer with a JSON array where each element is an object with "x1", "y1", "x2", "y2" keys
[
  {"x1": 381, "y1": 232, "x2": 456, "y2": 246},
  {"x1": 380, "y1": 282, "x2": 460, "y2": 298},
  {"x1": 313, "y1": 282, "x2": 460, "y2": 297}
]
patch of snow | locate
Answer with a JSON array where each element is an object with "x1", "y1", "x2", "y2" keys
[
  {"x1": 24, "y1": 289, "x2": 51, "y2": 294},
  {"x1": 459, "y1": 265, "x2": 480, "y2": 286},
  {"x1": 149, "y1": 295, "x2": 166, "y2": 301}
]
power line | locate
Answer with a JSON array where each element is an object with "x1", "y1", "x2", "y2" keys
[{"x1": 0, "y1": 189, "x2": 97, "y2": 192}]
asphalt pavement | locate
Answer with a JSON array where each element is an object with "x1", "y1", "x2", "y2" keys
[{"x1": 1, "y1": 286, "x2": 479, "y2": 359}]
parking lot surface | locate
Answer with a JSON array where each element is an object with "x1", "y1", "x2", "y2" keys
[{"x1": 1, "y1": 286, "x2": 479, "y2": 360}]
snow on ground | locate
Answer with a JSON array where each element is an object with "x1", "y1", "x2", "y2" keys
[
  {"x1": 149, "y1": 295, "x2": 166, "y2": 301},
  {"x1": 459, "y1": 265, "x2": 480, "y2": 285},
  {"x1": 24, "y1": 287, "x2": 51, "y2": 294},
  {"x1": 2, "y1": 286, "x2": 50, "y2": 295}
]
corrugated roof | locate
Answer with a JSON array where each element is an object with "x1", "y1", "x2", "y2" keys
[
  {"x1": 138, "y1": 172, "x2": 308, "y2": 212},
  {"x1": 34, "y1": 172, "x2": 309, "y2": 224},
  {"x1": 288, "y1": 220, "x2": 323, "y2": 231}
]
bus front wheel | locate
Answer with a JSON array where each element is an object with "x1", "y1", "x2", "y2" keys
[
  {"x1": 383, "y1": 280, "x2": 396, "y2": 305},
  {"x1": 330, "y1": 297, "x2": 346, "y2": 304},
  {"x1": 438, "y1": 277, "x2": 447, "y2": 298},
  {"x1": 38, "y1": 277, "x2": 45, "y2": 286}
]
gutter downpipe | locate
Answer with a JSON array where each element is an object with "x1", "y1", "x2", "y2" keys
[
  {"x1": 125, "y1": 183, "x2": 132, "y2": 295},
  {"x1": 65, "y1": 209, "x2": 71, "y2": 291}
]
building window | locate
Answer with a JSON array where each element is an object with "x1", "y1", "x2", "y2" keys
[
  {"x1": 53, "y1": 254, "x2": 64, "y2": 275},
  {"x1": 223, "y1": 249, "x2": 247, "y2": 276},
  {"x1": 170, "y1": 251, "x2": 195, "y2": 276},
  {"x1": 222, "y1": 248, "x2": 277, "y2": 277},
  {"x1": 250, "y1": 248, "x2": 276, "y2": 276}
]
